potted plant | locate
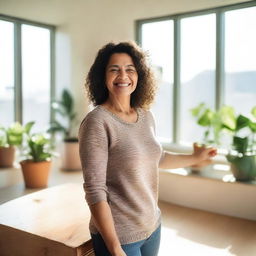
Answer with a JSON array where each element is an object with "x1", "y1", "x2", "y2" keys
[
  {"x1": 191, "y1": 103, "x2": 256, "y2": 181},
  {"x1": 20, "y1": 125, "x2": 55, "y2": 188},
  {"x1": 223, "y1": 107, "x2": 256, "y2": 181},
  {"x1": 0, "y1": 122, "x2": 33, "y2": 168},
  {"x1": 48, "y1": 89, "x2": 81, "y2": 170}
]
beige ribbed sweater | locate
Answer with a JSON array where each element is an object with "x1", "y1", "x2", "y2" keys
[{"x1": 79, "y1": 105, "x2": 165, "y2": 244}]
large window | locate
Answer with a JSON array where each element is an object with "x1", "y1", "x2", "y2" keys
[
  {"x1": 22, "y1": 24, "x2": 51, "y2": 129},
  {"x1": 138, "y1": 2, "x2": 256, "y2": 145},
  {"x1": 141, "y1": 20, "x2": 173, "y2": 141},
  {"x1": 0, "y1": 16, "x2": 54, "y2": 131},
  {"x1": 0, "y1": 20, "x2": 14, "y2": 126},
  {"x1": 225, "y1": 7, "x2": 256, "y2": 115},
  {"x1": 180, "y1": 14, "x2": 216, "y2": 144}
]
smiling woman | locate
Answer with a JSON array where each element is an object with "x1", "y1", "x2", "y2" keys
[{"x1": 79, "y1": 41, "x2": 217, "y2": 256}]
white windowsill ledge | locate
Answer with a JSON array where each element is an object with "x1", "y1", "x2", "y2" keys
[{"x1": 160, "y1": 165, "x2": 256, "y2": 185}]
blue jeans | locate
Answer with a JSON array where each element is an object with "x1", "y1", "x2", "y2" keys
[{"x1": 91, "y1": 224, "x2": 161, "y2": 256}]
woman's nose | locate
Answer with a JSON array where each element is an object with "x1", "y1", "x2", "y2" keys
[{"x1": 118, "y1": 69, "x2": 128, "y2": 79}]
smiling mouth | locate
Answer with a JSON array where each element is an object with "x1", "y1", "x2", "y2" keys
[{"x1": 114, "y1": 83, "x2": 131, "y2": 87}]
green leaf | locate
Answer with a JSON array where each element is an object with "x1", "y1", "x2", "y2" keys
[
  {"x1": 62, "y1": 89, "x2": 73, "y2": 115},
  {"x1": 31, "y1": 134, "x2": 49, "y2": 145},
  {"x1": 0, "y1": 127, "x2": 7, "y2": 147},
  {"x1": 236, "y1": 115, "x2": 250, "y2": 131},
  {"x1": 190, "y1": 103, "x2": 206, "y2": 117},
  {"x1": 8, "y1": 122, "x2": 23, "y2": 134},
  {"x1": 50, "y1": 89, "x2": 76, "y2": 140},
  {"x1": 0, "y1": 136, "x2": 7, "y2": 147},
  {"x1": 249, "y1": 120, "x2": 256, "y2": 133},
  {"x1": 233, "y1": 136, "x2": 248, "y2": 154},
  {"x1": 7, "y1": 122, "x2": 24, "y2": 145},
  {"x1": 37, "y1": 152, "x2": 51, "y2": 162},
  {"x1": 251, "y1": 106, "x2": 256, "y2": 118},
  {"x1": 69, "y1": 112, "x2": 77, "y2": 122},
  {"x1": 24, "y1": 121, "x2": 35, "y2": 134},
  {"x1": 219, "y1": 106, "x2": 236, "y2": 131},
  {"x1": 198, "y1": 109, "x2": 214, "y2": 126}
]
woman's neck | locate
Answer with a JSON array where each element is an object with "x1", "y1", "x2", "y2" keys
[{"x1": 103, "y1": 97, "x2": 133, "y2": 114}]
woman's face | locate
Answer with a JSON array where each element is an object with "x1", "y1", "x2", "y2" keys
[{"x1": 105, "y1": 53, "x2": 138, "y2": 99}]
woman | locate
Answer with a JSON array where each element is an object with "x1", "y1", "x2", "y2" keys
[{"x1": 79, "y1": 41, "x2": 216, "y2": 256}]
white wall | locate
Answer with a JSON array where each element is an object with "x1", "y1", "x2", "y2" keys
[
  {"x1": 159, "y1": 170, "x2": 256, "y2": 221},
  {"x1": 0, "y1": 0, "x2": 248, "y2": 122}
]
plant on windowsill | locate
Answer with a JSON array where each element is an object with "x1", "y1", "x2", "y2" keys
[
  {"x1": 20, "y1": 123, "x2": 55, "y2": 188},
  {"x1": 224, "y1": 108, "x2": 256, "y2": 181},
  {"x1": 0, "y1": 122, "x2": 34, "y2": 168},
  {"x1": 191, "y1": 103, "x2": 256, "y2": 181},
  {"x1": 48, "y1": 89, "x2": 81, "y2": 170}
]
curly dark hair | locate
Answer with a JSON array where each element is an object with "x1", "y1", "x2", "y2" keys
[{"x1": 85, "y1": 41, "x2": 156, "y2": 109}]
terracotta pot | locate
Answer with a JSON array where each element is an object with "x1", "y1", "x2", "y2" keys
[
  {"x1": 61, "y1": 141, "x2": 82, "y2": 171},
  {"x1": 20, "y1": 160, "x2": 51, "y2": 188},
  {"x1": 0, "y1": 146, "x2": 15, "y2": 168}
]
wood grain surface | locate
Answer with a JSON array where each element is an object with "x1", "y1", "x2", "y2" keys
[{"x1": 0, "y1": 183, "x2": 94, "y2": 256}]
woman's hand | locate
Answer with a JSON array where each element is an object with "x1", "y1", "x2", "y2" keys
[
  {"x1": 159, "y1": 143, "x2": 217, "y2": 169},
  {"x1": 111, "y1": 246, "x2": 127, "y2": 256},
  {"x1": 192, "y1": 143, "x2": 217, "y2": 165}
]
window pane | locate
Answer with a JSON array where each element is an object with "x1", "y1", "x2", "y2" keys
[
  {"x1": 225, "y1": 7, "x2": 256, "y2": 115},
  {"x1": 180, "y1": 14, "x2": 216, "y2": 145},
  {"x1": 22, "y1": 24, "x2": 51, "y2": 131},
  {"x1": 141, "y1": 20, "x2": 174, "y2": 142},
  {"x1": 0, "y1": 20, "x2": 14, "y2": 126}
]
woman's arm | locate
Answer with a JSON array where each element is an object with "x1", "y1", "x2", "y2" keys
[
  {"x1": 90, "y1": 201, "x2": 126, "y2": 256},
  {"x1": 159, "y1": 143, "x2": 217, "y2": 169},
  {"x1": 79, "y1": 117, "x2": 126, "y2": 256}
]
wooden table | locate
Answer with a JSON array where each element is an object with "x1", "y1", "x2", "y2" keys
[{"x1": 0, "y1": 183, "x2": 94, "y2": 256}]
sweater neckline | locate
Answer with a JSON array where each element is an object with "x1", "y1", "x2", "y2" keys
[{"x1": 97, "y1": 105, "x2": 141, "y2": 125}]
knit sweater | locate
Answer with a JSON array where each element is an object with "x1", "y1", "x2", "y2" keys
[{"x1": 78, "y1": 105, "x2": 165, "y2": 245}]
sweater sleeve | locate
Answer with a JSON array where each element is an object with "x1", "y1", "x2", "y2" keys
[{"x1": 79, "y1": 114, "x2": 109, "y2": 205}]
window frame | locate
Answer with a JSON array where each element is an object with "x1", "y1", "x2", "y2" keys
[
  {"x1": 136, "y1": 1, "x2": 256, "y2": 145},
  {"x1": 0, "y1": 14, "x2": 55, "y2": 125}
]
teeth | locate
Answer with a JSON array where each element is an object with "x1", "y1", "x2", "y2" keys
[{"x1": 116, "y1": 83, "x2": 129, "y2": 87}]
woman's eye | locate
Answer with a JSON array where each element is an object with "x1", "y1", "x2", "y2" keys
[
  {"x1": 127, "y1": 69, "x2": 136, "y2": 73},
  {"x1": 110, "y1": 69, "x2": 119, "y2": 72}
]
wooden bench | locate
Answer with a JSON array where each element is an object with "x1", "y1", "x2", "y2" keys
[{"x1": 0, "y1": 183, "x2": 94, "y2": 256}]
